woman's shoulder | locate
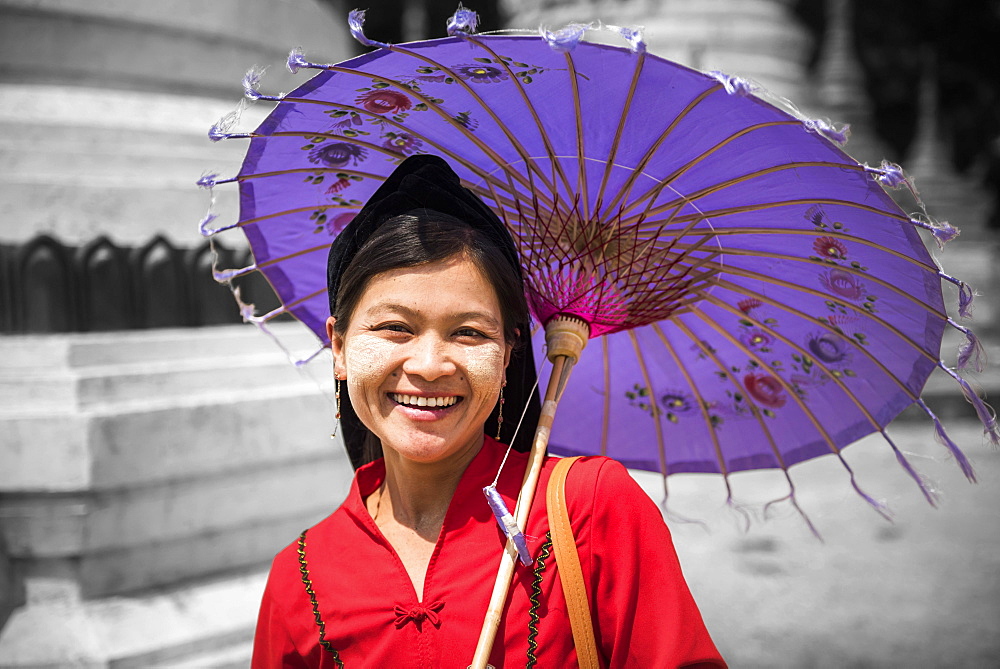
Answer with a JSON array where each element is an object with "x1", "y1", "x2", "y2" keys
[
  {"x1": 544, "y1": 454, "x2": 650, "y2": 518},
  {"x1": 546, "y1": 454, "x2": 637, "y2": 492},
  {"x1": 269, "y1": 503, "x2": 356, "y2": 577}
]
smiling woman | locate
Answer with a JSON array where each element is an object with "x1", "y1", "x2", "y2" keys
[{"x1": 250, "y1": 155, "x2": 725, "y2": 668}]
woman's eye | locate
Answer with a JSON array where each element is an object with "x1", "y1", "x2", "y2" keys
[
  {"x1": 455, "y1": 328, "x2": 485, "y2": 338},
  {"x1": 375, "y1": 322, "x2": 410, "y2": 333}
]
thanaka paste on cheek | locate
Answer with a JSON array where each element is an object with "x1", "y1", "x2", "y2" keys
[
  {"x1": 343, "y1": 334, "x2": 396, "y2": 411},
  {"x1": 460, "y1": 343, "x2": 507, "y2": 396}
]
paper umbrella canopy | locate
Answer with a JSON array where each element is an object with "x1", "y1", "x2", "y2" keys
[{"x1": 200, "y1": 12, "x2": 998, "y2": 522}]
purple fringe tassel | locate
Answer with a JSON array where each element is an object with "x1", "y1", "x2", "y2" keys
[
  {"x1": 940, "y1": 363, "x2": 1000, "y2": 447},
  {"x1": 541, "y1": 23, "x2": 590, "y2": 53},
  {"x1": 348, "y1": 9, "x2": 392, "y2": 49},
  {"x1": 446, "y1": 5, "x2": 478, "y2": 35},
  {"x1": 708, "y1": 71, "x2": 754, "y2": 96},
  {"x1": 958, "y1": 282, "x2": 975, "y2": 318},
  {"x1": 949, "y1": 319, "x2": 986, "y2": 373},
  {"x1": 213, "y1": 263, "x2": 257, "y2": 283},
  {"x1": 880, "y1": 430, "x2": 939, "y2": 506},
  {"x1": 613, "y1": 25, "x2": 646, "y2": 54},
  {"x1": 199, "y1": 213, "x2": 240, "y2": 236},
  {"x1": 910, "y1": 215, "x2": 959, "y2": 248},
  {"x1": 939, "y1": 272, "x2": 975, "y2": 318},
  {"x1": 802, "y1": 118, "x2": 851, "y2": 146},
  {"x1": 917, "y1": 399, "x2": 978, "y2": 482}
]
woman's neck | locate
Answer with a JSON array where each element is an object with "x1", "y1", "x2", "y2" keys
[{"x1": 374, "y1": 436, "x2": 484, "y2": 540}]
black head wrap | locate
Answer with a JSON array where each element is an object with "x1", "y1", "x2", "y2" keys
[{"x1": 327, "y1": 154, "x2": 541, "y2": 470}]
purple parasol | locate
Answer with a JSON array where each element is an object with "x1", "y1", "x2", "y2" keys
[
  {"x1": 200, "y1": 10, "x2": 999, "y2": 664},
  {"x1": 200, "y1": 11, "x2": 998, "y2": 534}
]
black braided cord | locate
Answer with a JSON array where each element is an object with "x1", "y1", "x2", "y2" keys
[
  {"x1": 297, "y1": 529, "x2": 346, "y2": 668},
  {"x1": 526, "y1": 532, "x2": 553, "y2": 669}
]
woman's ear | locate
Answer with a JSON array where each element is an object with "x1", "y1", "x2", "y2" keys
[
  {"x1": 503, "y1": 328, "x2": 518, "y2": 369},
  {"x1": 327, "y1": 316, "x2": 345, "y2": 378}
]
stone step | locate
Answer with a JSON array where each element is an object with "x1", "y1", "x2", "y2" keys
[
  {"x1": 0, "y1": 352, "x2": 329, "y2": 413},
  {"x1": 0, "y1": 323, "x2": 323, "y2": 370},
  {"x1": 154, "y1": 639, "x2": 253, "y2": 669},
  {"x1": 0, "y1": 570, "x2": 266, "y2": 668},
  {"x1": 0, "y1": 382, "x2": 337, "y2": 492}
]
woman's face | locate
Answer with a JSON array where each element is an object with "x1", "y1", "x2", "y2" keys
[{"x1": 328, "y1": 254, "x2": 512, "y2": 465}]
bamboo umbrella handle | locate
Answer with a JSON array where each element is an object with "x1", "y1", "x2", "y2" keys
[
  {"x1": 471, "y1": 316, "x2": 589, "y2": 668},
  {"x1": 470, "y1": 365, "x2": 564, "y2": 668}
]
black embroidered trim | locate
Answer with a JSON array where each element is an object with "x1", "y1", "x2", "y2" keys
[
  {"x1": 526, "y1": 532, "x2": 553, "y2": 669},
  {"x1": 297, "y1": 529, "x2": 345, "y2": 668}
]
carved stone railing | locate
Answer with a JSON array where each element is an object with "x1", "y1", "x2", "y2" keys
[{"x1": 0, "y1": 235, "x2": 285, "y2": 334}]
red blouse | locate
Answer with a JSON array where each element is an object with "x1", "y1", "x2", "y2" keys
[{"x1": 252, "y1": 437, "x2": 725, "y2": 668}]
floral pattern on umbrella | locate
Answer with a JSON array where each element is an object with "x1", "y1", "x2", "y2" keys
[{"x1": 201, "y1": 13, "x2": 997, "y2": 531}]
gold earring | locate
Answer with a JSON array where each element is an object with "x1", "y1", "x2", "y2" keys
[
  {"x1": 496, "y1": 382, "x2": 505, "y2": 442},
  {"x1": 331, "y1": 375, "x2": 342, "y2": 439},
  {"x1": 335, "y1": 375, "x2": 342, "y2": 420}
]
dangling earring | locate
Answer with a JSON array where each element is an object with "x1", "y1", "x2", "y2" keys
[
  {"x1": 496, "y1": 381, "x2": 506, "y2": 442},
  {"x1": 331, "y1": 375, "x2": 342, "y2": 439}
]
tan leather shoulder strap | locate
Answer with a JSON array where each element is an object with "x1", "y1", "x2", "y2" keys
[{"x1": 547, "y1": 456, "x2": 600, "y2": 669}]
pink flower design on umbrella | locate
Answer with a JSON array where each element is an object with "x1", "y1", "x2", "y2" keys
[
  {"x1": 738, "y1": 297, "x2": 763, "y2": 314},
  {"x1": 355, "y1": 89, "x2": 413, "y2": 114},
  {"x1": 741, "y1": 329, "x2": 773, "y2": 349},
  {"x1": 325, "y1": 176, "x2": 352, "y2": 194},
  {"x1": 814, "y1": 236, "x2": 848, "y2": 260},
  {"x1": 807, "y1": 332, "x2": 851, "y2": 365},
  {"x1": 382, "y1": 132, "x2": 423, "y2": 156},
  {"x1": 743, "y1": 372, "x2": 787, "y2": 408},
  {"x1": 325, "y1": 211, "x2": 356, "y2": 236},
  {"x1": 454, "y1": 63, "x2": 509, "y2": 83},
  {"x1": 820, "y1": 269, "x2": 866, "y2": 301},
  {"x1": 308, "y1": 142, "x2": 367, "y2": 167}
]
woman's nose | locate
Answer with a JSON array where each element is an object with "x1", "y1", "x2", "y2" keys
[{"x1": 401, "y1": 334, "x2": 457, "y2": 380}]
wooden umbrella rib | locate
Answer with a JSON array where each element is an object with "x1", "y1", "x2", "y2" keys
[
  {"x1": 670, "y1": 317, "x2": 791, "y2": 472},
  {"x1": 696, "y1": 288, "x2": 933, "y2": 475},
  {"x1": 600, "y1": 83, "x2": 725, "y2": 216},
  {"x1": 299, "y1": 62, "x2": 555, "y2": 198},
  {"x1": 265, "y1": 123, "x2": 553, "y2": 212},
  {"x1": 621, "y1": 161, "x2": 876, "y2": 224},
  {"x1": 621, "y1": 120, "x2": 809, "y2": 218},
  {"x1": 652, "y1": 225, "x2": 938, "y2": 274},
  {"x1": 628, "y1": 197, "x2": 912, "y2": 232},
  {"x1": 253, "y1": 287, "x2": 328, "y2": 322},
  {"x1": 255, "y1": 241, "x2": 331, "y2": 269},
  {"x1": 681, "y1": 311, "x2": 835, "y2": 456},
  {"x1": 681, "y1": 307, "x2": 887, "y2": 519},
  {"x1": 565, "y1": 50, "x2": 590, "y2": 222},
  {"x1": 697, "y1": 263, "x2": 940, "y2": 363},
  {"x1": 238, "y1": 203, "x2": 358, "y2": 228},
  {"x1": 651, "y1": 323, "x2": 731, "y2": 482},
  {"x1": 595, "y1": 51, "x2": 647, "y2": 217},
  {"x1": 235, "y1": 166, "x2": 388, "y2": 182},
  {"x1": 627, "y1": 330, "x2": 671, "y2": 480},
  {"x1": 383, "y1": 42, "x2": 565, "y2": 200},
  {"x1": 695, "y1": 285, "x2": 926, "y2": 406},
  {"x1": 665, "y1": 242, "x2": 944, "y2": 317},
  {"x1": 270, "y1": 92, "x2": 519, "y2": 189},
  {"x1": 461, "y1": 37, "x2": 577, "y2": 206}
]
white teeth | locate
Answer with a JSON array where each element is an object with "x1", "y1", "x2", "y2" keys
[{"x1": 391, "y1": 393, "x2": 458, "y2": 408}]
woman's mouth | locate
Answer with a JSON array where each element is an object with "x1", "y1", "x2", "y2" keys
[{"x1": 389, "y1": 393, "x2": 462, "y2": 410}]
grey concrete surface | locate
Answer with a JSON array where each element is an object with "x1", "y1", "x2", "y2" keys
[{"x1": 637, "y1": 420, "x2": 1000, "y2": 668}]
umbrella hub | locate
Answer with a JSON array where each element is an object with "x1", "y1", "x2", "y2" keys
[{"x1": 544, "y1": 315, "x2": 590, "y2": 363}]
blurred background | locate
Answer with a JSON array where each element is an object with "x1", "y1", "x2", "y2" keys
[{"x1": 0, "y1": 0, "x2": 997, "y2": 666}]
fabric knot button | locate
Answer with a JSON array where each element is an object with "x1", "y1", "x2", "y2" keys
[{"x1": 393, "y1": 600, "x2": 444, "y2": 629}]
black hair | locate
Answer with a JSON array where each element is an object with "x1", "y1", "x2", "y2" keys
[
  {"x1": 332, "y1": 210, "x2": 529, "y2": 345},
  {"x1": 325, "y1": 154, "x2": 541, "y2": 470}
]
